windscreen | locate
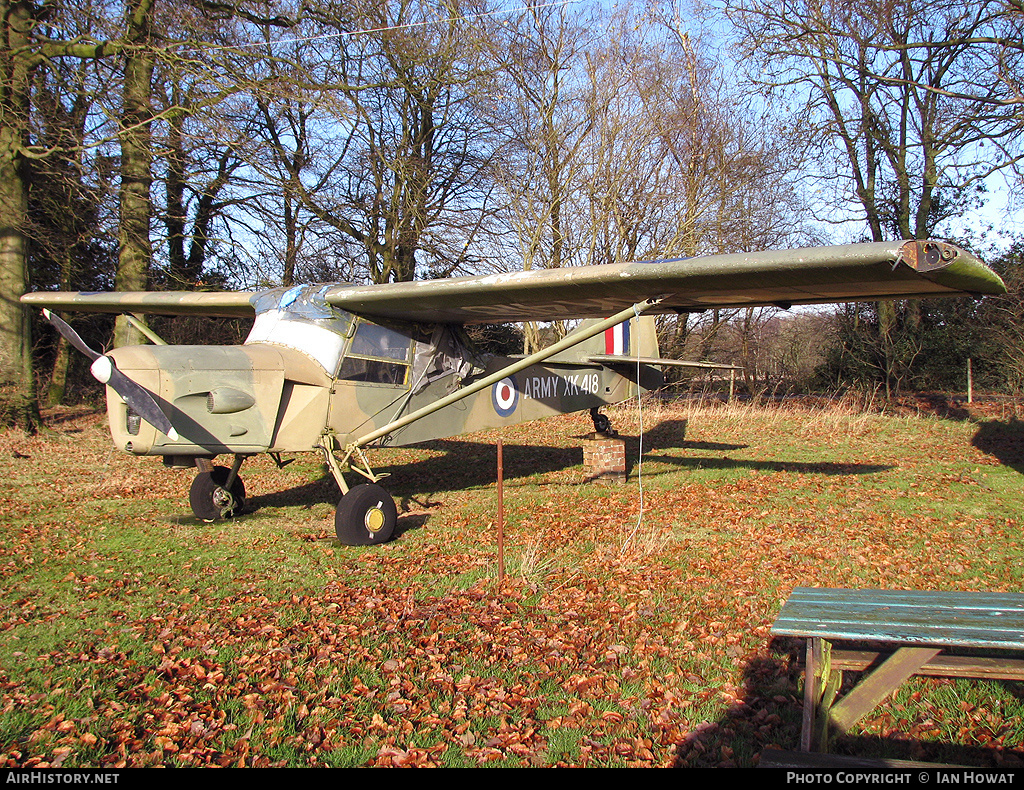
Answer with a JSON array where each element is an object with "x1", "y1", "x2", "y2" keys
[{"x1": 245, "y1": 284, "x2": 353, "y2": 374}]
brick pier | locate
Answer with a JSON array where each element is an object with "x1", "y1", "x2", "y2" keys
[{"x1": 582, "y1": 433, "x2": 627, "y2": 484}]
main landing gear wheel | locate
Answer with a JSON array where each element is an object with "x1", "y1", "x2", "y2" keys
[
  {"x1": 189, "y1": 466, "x2": 246, "y2": 521},
  {"x1": 335, "y1": 483, "x2": 396, "y2": 546}
]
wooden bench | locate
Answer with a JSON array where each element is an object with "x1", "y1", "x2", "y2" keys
[{"x1": 770, "y1": 587, "x2": 1024, "y2": 753}]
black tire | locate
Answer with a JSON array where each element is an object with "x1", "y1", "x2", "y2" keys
[
  {"x1": 189, "y1": 466, "x2": 245, "y2": 521},
  {"x1": 335, "y1": 483, "x2": 396, "y2": 546}
]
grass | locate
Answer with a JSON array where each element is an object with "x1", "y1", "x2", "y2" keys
[{"x1": 1, "y1": 395, "x2": 1023, "y2": 767}]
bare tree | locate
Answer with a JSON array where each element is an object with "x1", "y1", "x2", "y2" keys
[
  {"x1": 0, "y1": 0, "x2": 154, "y2": 427},
  {"x1": 110, "y1": 0, "x2": 159, "y2": 347},
  {"x1": 155, "y1": 68, "x2": 248, "y2": 291},
  {"x1": 237, "y1": 22, "x2": 358, "y2": 288},
  {"x1": 719, "y1": 0, "x2": 1024, "y2": 395},
  {"x1": 255, "y1": 0, "x2": 502, "y2": 286},
  {"x1": 28, "y1": 53, "x2": 117, "y2": 405},
  {"x1": 113, "y1": 1, "x2": 297, "y2": 342},
  {"x1": 722, "y1": 0, "x2": 1024, "y2": 241},
  {"x1": 488, "y1": 3, "x2": 605, "y2": 350},
  {"x1": 628, "y1": 8, "x2": 814, "y2": 369}
]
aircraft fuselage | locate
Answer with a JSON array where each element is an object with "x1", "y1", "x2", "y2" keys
[{"x1": 104, "y1": 284, "x2": 660, "y2": 459}]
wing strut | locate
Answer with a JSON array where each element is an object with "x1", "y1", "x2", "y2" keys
[{"x1": 348, "y1": 297, "x2": 664, "y2": 451}]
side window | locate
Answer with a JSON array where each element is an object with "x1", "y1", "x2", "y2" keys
[{"x1": 338, "y1": 320, "x2": 411, "y2": 386}]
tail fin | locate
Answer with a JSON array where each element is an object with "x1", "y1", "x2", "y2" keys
[{"x1": 547, "y1": 315, "x2": 659, "y2": 363}]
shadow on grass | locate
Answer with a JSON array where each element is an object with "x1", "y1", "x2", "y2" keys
[
  {"x1": 673, "y1": 643, "x2": 1024, "y2": 768},
  {"x1": 972, "y1": 419, "x2": 1024, "y2": 475},
  {"x1": 40, "y1": 404, "x2": 106, "y2": 432},
  {"x1": 909, "y1": 393, "x2": 974, "y2": 422},
  {"x1": 246, "y1": 440, "x2": 582, "y2": 513},
  {"x1": 895, "y1": 394, "x2": 1024, "y2": 477},
  {"x1": 242, "y1": 419, "x2": 892, "y2": 522}
]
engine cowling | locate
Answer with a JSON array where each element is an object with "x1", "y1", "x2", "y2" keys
[{"x1": 105, "y1": 344, "x2": 286, "y2": 456}]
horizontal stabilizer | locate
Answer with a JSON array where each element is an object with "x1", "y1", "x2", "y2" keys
[{"x1": 588, "y1": 355, "x2": 742, "y2": 370}]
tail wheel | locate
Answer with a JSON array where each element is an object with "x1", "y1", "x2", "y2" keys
[
  {"x1": 189, "y1": 465, "x2": 245, "y2": 521},
  {"x1": 590, "y1": 407, "x2": 616, "y2": 436},
  {"x1": 335, "y1": 483, "x2": 396, "y2": 546}
]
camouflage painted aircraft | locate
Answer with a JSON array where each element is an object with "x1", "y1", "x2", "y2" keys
[{"x1": 22, "y1": 239, "x2": 1005, "y2": 545}]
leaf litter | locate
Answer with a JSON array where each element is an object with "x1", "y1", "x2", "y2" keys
[{"x1": 1, "y1": 399, "x2": 1022, "y2": 767}]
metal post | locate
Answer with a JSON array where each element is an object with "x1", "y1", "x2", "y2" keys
[{"x1": 497, "y1": 438, "x2": 504, "y2": 587}]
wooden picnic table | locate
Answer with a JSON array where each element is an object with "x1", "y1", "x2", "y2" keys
[{"x1": 770, "y1": 587, "x2": 1024, "y2": 753}]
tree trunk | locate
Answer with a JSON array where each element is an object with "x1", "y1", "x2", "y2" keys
[
  {"x1": 45, "y1": 250, "x2": 76, "y2": 406},
  {"x1": 165, "y1": 109, "x2": 188, "y2": 285},
  {"x1": 0, "y1": 142, "x2": 36, "y2": 429},
  {"x1": 114, "y1": 3, "x2": 155, "y2": 348},
  {"x1": 45, "y1": 334, "x2": 70, "y2": 406},
  {"x1": 0, "y1": 1, "x2": 38, "y2": 430},
  {"x1": 283, "y1": 192, "x2": 296, "y2": 286}
]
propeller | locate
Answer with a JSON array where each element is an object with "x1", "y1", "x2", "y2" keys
[{"x1": 42, "y1": 309, "x2": 179, "y2": 441}]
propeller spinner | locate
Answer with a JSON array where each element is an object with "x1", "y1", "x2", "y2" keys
[{"x1": 42, "y1": 309, "x2": 179, "y2": 441}]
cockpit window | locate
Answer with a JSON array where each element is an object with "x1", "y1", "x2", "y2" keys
[
  {"x1": 348, "y1": 322, "x2": 411, "y2": 362},
  {"x1": 338, "y1": 320, "x2": 412, "y2": 386}
]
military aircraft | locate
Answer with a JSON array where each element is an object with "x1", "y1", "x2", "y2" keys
[{"x1": 22, "y1": 239, "x2": 1005, "y2": 545}]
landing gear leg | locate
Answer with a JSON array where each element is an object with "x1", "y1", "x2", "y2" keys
[{"x1": 319, "y1": 436, "x2": 396, "y2": 546}]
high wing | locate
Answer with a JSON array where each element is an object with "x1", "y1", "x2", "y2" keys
[
  {"x1": 20, "y1": 240, "x2": 1004, "y2": 323},
  {"x1": 20, "y1": 289, "x2": 256, "y2": 317},
  {"x1": 325, "y1": 240, "x2": 1005, "y2": 324}
]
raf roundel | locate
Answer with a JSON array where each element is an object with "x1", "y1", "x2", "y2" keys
[{"x1": 492, "y1": 376, "x2": 519, "y2": 417}]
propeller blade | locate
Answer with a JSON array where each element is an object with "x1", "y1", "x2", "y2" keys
[
  {"x1": 41, "y1": 308, "x2": 179, "y2": 442},
  {"x1": 41, "y1": 309, "x2": 101, "y2": 361},
  {"x1": 89, "y1": 356, "x2": 179, "y2": 442}
]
